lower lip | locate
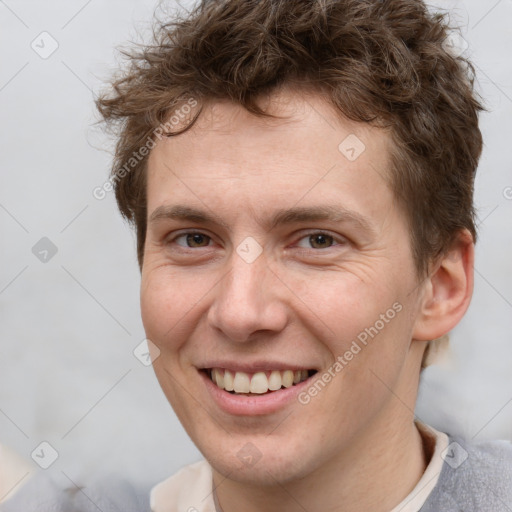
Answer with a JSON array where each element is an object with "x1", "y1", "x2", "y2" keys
[{"x1": 199, "y1": 370, "x2": 313, "y2": 416}]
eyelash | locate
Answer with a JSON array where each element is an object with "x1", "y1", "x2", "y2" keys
[{"x1": 168, "y1": 230, "x2": 346, "y2": 251}]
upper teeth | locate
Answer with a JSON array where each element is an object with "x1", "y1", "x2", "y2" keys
[{"x1": 210, "y1": 368, "x2": 309, "y2": 394}]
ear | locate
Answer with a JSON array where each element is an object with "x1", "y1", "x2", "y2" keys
[{"x1": 412, "y1": 229, "x2": 474, "y2": 341}]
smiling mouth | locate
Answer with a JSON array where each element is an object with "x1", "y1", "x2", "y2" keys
[{"x1": 203, "y1": 368, "x2": 318, "y2": 395}]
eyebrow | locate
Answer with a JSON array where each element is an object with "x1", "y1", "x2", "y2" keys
[{"x1": 149, "y1": 204, "x2": 375, "y2": 235}]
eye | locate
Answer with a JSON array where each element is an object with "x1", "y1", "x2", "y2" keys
[
  {"x1": 295, "y1": 232, "x2": 342, "y2": 250},
  {"x1": 173, "y1": 232, "x2": 213, "y2": 248}
]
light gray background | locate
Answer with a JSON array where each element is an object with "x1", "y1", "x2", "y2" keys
[{"x1": 1, "y1": 0, "x2": 511, "y2": 490}]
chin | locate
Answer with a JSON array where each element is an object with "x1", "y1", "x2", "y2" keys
[{"x1": 197, "y1": 431, "x2": 321, "y2": 486}]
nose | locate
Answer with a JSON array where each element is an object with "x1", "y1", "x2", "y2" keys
[{"x1": 207, "y1": 249, "x2": 288, "y2": 343}]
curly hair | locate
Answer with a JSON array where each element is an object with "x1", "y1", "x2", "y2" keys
[{"x1": 96, "y1": 0, "x2": 483, "y2": 281}]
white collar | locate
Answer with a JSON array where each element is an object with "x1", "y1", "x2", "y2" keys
[
  {"x1": 389, "y1": 422, "x2": 448, "y2": 512},
  {"x1": 150, "y1": 458, "x2": 215, "y2": 512}
]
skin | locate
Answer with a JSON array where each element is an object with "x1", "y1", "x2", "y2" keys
[{"x1": 140, "y1": 85, "x2": 474, "y2": 511}]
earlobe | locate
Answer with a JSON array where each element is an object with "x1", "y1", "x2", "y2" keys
[{"x1": 412, "y1": 229, "x2": 475, "y2": 342}]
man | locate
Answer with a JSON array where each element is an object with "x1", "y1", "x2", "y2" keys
[
  {"x1": 2, "y1": 0, "x2": 511, "y2": 510},
  {"x1": 98, "y1": 0, "x2": 512, "y2": 510}
]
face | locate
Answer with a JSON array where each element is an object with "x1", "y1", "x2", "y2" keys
[{"x1": 141, "y1": 87, "x2": 427, "y2": 484}]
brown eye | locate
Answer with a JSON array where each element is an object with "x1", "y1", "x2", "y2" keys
[
  {"x1": 307, "y1": 233, "x2": 335, "y2": 249},
  {"x1": 174, "y1": 233, "x2": 212, "y2": 248}
]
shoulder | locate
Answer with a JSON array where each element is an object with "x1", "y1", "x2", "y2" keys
[
  {"x1": 0, "y1": 472, "x2": 73, "y2": 512},
  {"x1": 422, "y1": 433, "x2": 512, "y2": 511},
  {"x1": 0, "y1": 471, "x2": 152, "y2": 512},
  {"x1": 73, "y1": 475, "x2": 152, "y2": 512}
]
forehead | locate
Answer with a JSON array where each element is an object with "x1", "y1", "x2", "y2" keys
[
  {"x1": 163, "y1": 87, "x2": 392, "y2": 165},
  {"x1": 145, "y1": 86, "x2": 396, "y2": 228}
]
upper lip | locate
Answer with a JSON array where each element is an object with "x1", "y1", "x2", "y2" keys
[{"x1": 197, "y1": 361, "x2": 318, "y2": 373}]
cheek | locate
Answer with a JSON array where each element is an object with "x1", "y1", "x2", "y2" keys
[
  {"x1": 316, "y1": 273, "x2": 414, "y2": 366},
  {"x1": 140, "y1": 270, "x2": 187, "y2": 348},
  {"x1": 331, "y1": 299, "x2": 416, "y2": 406},
  {"x1": 290, "y1": 268, "x2": 399, "y2": 334},
  {"x1": 141, "y1": 275, "x2": 165, "y2": 335},
  {"x1": 140, "y1": 266, "x2": 216, "y2": 350}
]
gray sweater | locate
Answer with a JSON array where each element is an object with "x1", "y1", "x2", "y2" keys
[
  {"x1": 2, "y1": 433, "x2": 511, "y2": 511},
  {"x1": 420, "y1": 434, "x2": 512, "y2": 511}
]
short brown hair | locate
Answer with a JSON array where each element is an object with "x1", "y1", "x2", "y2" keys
[{"x1": 96, "y1": 0, "x2": 483, "y2": 278}]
